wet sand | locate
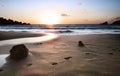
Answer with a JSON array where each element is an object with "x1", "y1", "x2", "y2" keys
[
  {"x1": 0, "y1": 31, "x2": 120, "y2": 76},
  {"x1": 0, "y1": 31, "x2": 45, "y2": 40}
]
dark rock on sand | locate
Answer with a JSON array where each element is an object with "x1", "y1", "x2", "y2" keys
[
  {"x1": 78, "y1": 41, "x2": 84, "y2": 47},
  {"x1": 9, "y1": 44, "x2": 29, "y2": 60}
]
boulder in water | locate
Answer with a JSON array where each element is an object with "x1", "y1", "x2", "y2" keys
[{"x1": 9, "y1": 44, "x2": 29, "y2": 60}]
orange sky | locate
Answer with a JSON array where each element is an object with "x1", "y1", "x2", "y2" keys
[{"x1": 0, "y1": 0, "x2": 120, "y2": 24}]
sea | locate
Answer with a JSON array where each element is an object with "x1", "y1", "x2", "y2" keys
[{"x1": 0, "y1": 24, "x2": 120, "y2": 35}]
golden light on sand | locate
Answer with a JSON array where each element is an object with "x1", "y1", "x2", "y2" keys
[{"x1": 40, "y1": 11, "x2": 60, "y2": 25}]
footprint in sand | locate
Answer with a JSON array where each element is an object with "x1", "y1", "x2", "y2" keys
[
  {"x1": 0, "y1": 69, "x2": 3, "y2": 72},
  {"x1": 51, "y1": 56, "x2": 73, "y2": 66},
  {"x1": 64, "y1": 56, "x2": 72, "y2": 60},
  {"x1": 51, "y1": 62, "x2": 58, "y2": 65},
  {"x1": 108, "y1": 52, "x2": 114, "y2": 55},
  {"x1": 27, "y1": 63, "x2": 32, "y2": 66},
  {"x1": 85, "y1": 52, "x2": 90, "y2": 55},
  {"x1": 118, "y1": 49, "x2": 120, "y2": 52}
]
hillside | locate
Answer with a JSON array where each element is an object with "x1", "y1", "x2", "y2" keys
[
  {"x1": 100, "y1": 17, "x2": 120, "y2": 25},
  {"x1": 0, "y1": 17, "x2": 30, "y2": 25},
  {"x1": 112, "y1": 20, "x2": 120, "y2": 25}
]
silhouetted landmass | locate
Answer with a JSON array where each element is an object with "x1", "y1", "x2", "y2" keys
[
  {"x1": 112, "y1": 20, "x2": 120, "y2": 25},
  {"x1": 0, "y1": 17, "x2": 30, "y2": 25},
  {"x1": 100, "y1": 17, "x2": 120, "y2": 25},
  {"x1": 100, "y1": 21, "x2": 108, "y2": 25}
]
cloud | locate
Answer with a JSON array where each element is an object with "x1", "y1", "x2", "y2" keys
[
  {"x1": 0, "y1": 4, "x2": 4, "y2": 7},
  {"x1": 78, "y1": 2, "x2": 82, "y2": 5},
  {"x1": 61, "y1": 13, "x2": 70, "y2": 17},
  {"x1": 0, "y1": 2, "x2": 4, "y2": 7},
  {"x1": 84, "y1": 19, "x2": 88, "y2": 21}
]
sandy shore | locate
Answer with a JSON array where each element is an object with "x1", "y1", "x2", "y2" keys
[{"x1": 0, "y1": 31, "x2": 120, "y2": 76}]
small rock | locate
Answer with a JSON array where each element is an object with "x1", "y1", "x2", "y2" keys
[
  {"x1": 51, "y1": 62, "x2": 58, "y2": 65},
  {"x1": 78, "y1": 41, "x2": 84, "y2": 47},
  {"x1": 9, "y1": 44, "x2": 29, "y2": 60},
  {"x1": 64, "y1": 57, "x2": 72, "y2": 60}
]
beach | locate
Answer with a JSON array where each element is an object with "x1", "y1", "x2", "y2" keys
[{"x1": 0, "y1": 31, "x2": 120, "y2": 76}]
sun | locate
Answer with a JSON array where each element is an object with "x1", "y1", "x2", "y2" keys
[{"x1": 40, "y1": 11, "x2": 60, "y2": 25}]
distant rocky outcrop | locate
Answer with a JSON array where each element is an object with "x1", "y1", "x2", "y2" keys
[
  {"x1": 100, "y1": 21, "x2": 108, "y2": 25},
  {"x1": 9, "y1": 44, "x2": 29, "y2": 60},
  {"x1": 110, "y1": 17, "x2": 120, "y2": 24},
  {"x1": 112, "y1": 20, "x2": 120, "y2": 25},
  {"x1": 100, "y1": 17, "x2": 120, "y2": 25},
  {"x1": 0, "y1": 17, "x2": 30, "y2": 25}
]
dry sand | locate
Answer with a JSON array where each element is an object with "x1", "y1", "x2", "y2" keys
[{"x1": 0, "y1": 31, "x2": 120, "y2": 76}]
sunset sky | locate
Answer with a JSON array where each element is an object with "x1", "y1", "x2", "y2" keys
[{"x1": 0, "y1": 0, "x2": 120, "y2": 24}]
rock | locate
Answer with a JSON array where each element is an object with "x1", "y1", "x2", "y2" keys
[
  {"x1": 78, "y1": 41, "x2": 84, "y2": 47},
  {"x1": 9, "y1": 44, "x2": 29, "y2": 60},
  {"x1": 112, "y1": 20, "x2": 120, "y2": 25},
  {"x1": 100, "y1": 21, "x2": 108, "y2": 25}
]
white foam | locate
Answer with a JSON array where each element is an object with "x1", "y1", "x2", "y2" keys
[
  {"x1": 0, "y1": 33, "x2": 58, "y2": 46},
  {"x1": 0, "y1": 54, "x2": 9, "y2": 67}
]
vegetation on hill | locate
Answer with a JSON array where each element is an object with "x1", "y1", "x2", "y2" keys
[
  {"x1": 112, "y1": 20, "x2": 120, "y2": 25},
  {"x1": 0, "y1": 17, "x2": 30, "y2": 25},
  {"x1": 100, "y1": 17, "x2": 120, "y2": 25}
]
